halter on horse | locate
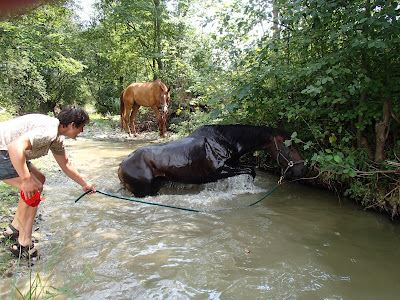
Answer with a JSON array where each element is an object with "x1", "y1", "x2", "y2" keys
[
  {"x1": 273, "y1": 137, "x2": 305, "y2": 182},
  {"x1": 160, "y1": 90, "x2": 169, "y2": 135}
]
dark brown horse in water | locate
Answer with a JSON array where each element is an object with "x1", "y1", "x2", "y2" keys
[
  {"x1": 120, "y1": 79, "x2": 171, "y2": 137},
  {"x1": 118, "y1": 124, "x2": 307, "y2": 197}
]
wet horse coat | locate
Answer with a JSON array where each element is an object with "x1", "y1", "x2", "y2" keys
[
  {"x1": 120, "y1": 79, "x2": 171, "y2": 137},
  {"x1": 118, "y1": 125, "x2": 307, "y2": 197}
]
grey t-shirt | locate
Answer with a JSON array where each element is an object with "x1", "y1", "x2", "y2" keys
[{"x1": 0, "y1": 114, "x2": 65, "y2": 159}]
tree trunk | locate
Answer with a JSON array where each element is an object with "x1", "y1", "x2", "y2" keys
[
  {"x1": 153, "y1": 0, "x2": 163, "y2": 78},
  {"x1": 357, "y1": 92, "x2": 374, "y2": 159},
  {"x1": 272, "y1": 0, "x2": 280, "y2": 40},
  {"x1": 119, "y1": 76, "x2": 124, "y2": 92},
  {"x1": 375, "y1": 98, "x2": 391, "y2": 162},
  {"x1": 356, "y1": 92, "x2": 366, "y2": 149}
]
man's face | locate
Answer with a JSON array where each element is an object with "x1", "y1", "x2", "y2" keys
[{"x1": 67, "y1": 122, "x2": 85, "y2": 139}]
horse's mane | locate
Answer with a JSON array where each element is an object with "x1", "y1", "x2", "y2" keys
[
  {"x1": 155, "y1": 79, "x2": 167, "y2": 92},
  {"x1": 214, "y1": 125, "x2": 272, "y2": 142}
]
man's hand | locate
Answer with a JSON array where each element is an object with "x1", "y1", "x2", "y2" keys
[{"x1": 21, "y1": 176, "x2": 42, "y2": 200}]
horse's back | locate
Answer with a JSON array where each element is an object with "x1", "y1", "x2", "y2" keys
[
  {"x1": 123, "y1": 82, "x2": 153, "y2": 106},
  {"x1": 120, "y1": 136, "x2": 227, "y2": 184},
  {"x1": 123, "y1": 80, "x2": 164, "y2": 107},
  {"x1": 133, "y1": 137, "x2": 210, "y2": 172}
]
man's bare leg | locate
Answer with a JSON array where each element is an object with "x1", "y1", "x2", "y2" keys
[{"x1": 3, "y1": 164, "x2": 45, "y2": 247}]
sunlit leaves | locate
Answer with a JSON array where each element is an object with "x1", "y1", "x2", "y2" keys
[{"x1": 0, "y1": 2, "x2": 85, "y2": 113}]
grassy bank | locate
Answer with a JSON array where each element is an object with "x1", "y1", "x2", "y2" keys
[{"x1": 0, "y1": 183, "x2": 19, "y2": 277}]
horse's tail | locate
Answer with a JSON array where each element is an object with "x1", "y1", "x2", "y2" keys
[{"x1": 120, "y1": 89, "x2": 125, "y2": 131}]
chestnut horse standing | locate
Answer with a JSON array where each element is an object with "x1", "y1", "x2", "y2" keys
[{"x1": 120, "y1": 79, "x2": 171, "y2": 137}]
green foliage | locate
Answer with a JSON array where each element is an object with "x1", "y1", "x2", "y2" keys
[
  {"x1": 311, "y1": 149, "x2": 359, "y2": 179},
  {"x1": 194, "y1": 0, "x2": 400, "y2": 213},
  {"x1": 0, "y1": 110, "x2": 15, "y2": 122},
  {"x1": 169, "y1": 108, "x2": 217, "y2": 137},
  {"x1": 0, "y1": 2, "x2": 88, "y2": 115},
  {"x1": 0, "y1": 182, "x2": 18, "y2": 215},
  {"x1": 94, "y1": 84, "x2": 120, "y2": 115}
]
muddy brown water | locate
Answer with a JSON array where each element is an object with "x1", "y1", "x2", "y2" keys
[{"x1": 1, "y1": 134, "x2": 400, "y2": 299}]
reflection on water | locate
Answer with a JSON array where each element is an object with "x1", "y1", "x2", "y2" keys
[{"x1": 2, "y1": 137, "x2": 400, "y2": 299}]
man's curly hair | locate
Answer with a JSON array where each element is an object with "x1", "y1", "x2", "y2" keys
[{"x1": 57, "y1": 105, "x2": 89, "y2": 127}]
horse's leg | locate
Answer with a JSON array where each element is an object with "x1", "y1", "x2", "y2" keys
[
  {"x1": 131, "y1": 180, "x2": 155, "y2": 197},
  {"x1": 123, "y1": 102, "x2": 133, "y2": 136},
  {"x1": 134, "y1": 178, "x2": 163, "y2": 197},
  {"x1": 120, "y1": 90, "x2": 125, "y2": 132},
  {"x1": 130, "y1": 104, "x2": 140, "y2": 136},
  {"x1": 161, "y1": 113, "x2": 167, "y2": 137},
  {"x1": 121, "y1": 109, "x2": 124, "y2": 133},
  {"x1": 219, "y1": 165, "x2": 256, "y2": 179},
  {"x1": 151, "y1": 106, "x2": 164, "y2": 137}
]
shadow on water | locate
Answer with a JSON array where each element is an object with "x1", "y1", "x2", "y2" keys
[{"x1": 2, "y1": 136, "x2": 400, "y2": 300}]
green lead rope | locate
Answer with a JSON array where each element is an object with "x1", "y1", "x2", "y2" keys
[{"x1": 75, "y1": 184, "x2": 280, "y2": 213}]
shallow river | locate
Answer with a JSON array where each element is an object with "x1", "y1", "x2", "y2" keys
[{"x1": 2, "y1": 135, "x2": 400, "y2": 299}]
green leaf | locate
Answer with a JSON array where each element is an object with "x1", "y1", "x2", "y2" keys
[
  {"x1": 349, "y1": 171, "x2": 357, "y2": 178},
  {"x1": 334, "y1": 155, "x2": 343, "y2": 163}
]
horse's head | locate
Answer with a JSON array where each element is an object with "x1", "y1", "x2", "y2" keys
[
  {"x1": 159, "y1": 86, "x2": 170, "y2": 137},
  {"x1": 271, "y1": 128, "x2": 307, "y2": 179},
  {"x1": 160, "y1": 87, "x2": 171, "y2": 114}
]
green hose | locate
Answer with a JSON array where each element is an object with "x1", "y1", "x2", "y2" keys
[{"x1": 75, "y1": 184, "x2": 280, "y2": 213}]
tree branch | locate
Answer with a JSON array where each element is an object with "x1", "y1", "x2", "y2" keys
[{"x1": 126, "y1": 22, "x2": 149, "y2": 49}]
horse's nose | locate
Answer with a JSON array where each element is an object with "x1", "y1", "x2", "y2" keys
[
  {"x1": 289, "y1": 164, "x2": 307, "y2": 178},
  {"x1": 296, "y1": 165, "x2": 308, "y2": 177}
]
